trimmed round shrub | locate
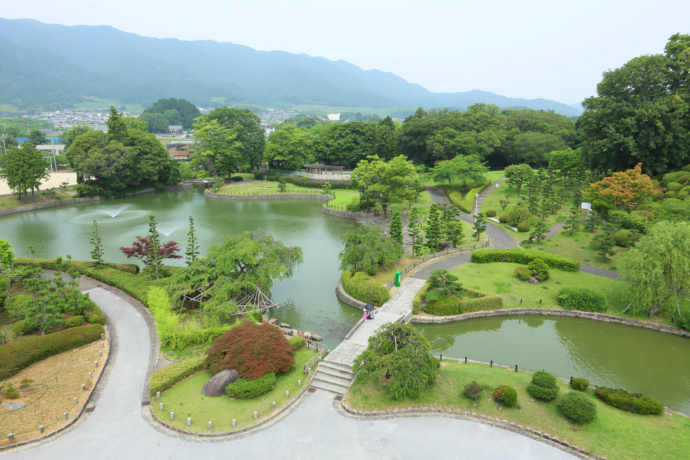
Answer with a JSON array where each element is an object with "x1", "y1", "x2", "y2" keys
[
  {"x1": 63, "y1": 315, "x2": 85, "y2": 328},
  {"x1": 595, "y1": 386, "x2": 664, "y2": 415},
  {"x1": 681, "y1": 186, "x2": 690, "y2": 194},
  {"x1": 614, "y1": 229, "x2": 633, "y2": 247},
  {"x1": 665, "y1": 190, "x2": 677, "y2": 198},
  {"x1": 683, "y1": 164, "x2": 690, "y2": 172},
  {"x1": 528, "y1": 258, "x2": 550, "y2": 281},
  {"x1": 226, "y1": 372, "x2": 276, "y2": 399},
  {"x1": 253, "y1": 171, "x2": 265, "y2": 180},
  {"x1": 556, "y1": 288, "x2": 606, "y2": 312},
  {"x1": 13, "y1": 319, "x2": 38, "y2": 336},
  {"x1": 528, "y1": 370, "x2": 559, "y2": 401},
  {"x1": 205, "y1": 321, "x2": 295, "y2": 379},
  {"x1": 464, "y1": 381, "x2": 483, "y2": 399},
  {"x1": 666, "y1": 182, "x2": 683, "y2": 192},
  {"x1": 571, "y1": 377, "x2": 590, "y2": 391},
  {"x1": 677, "y1": 175, "x2": 690, "y2": 184},
  {"x1": 677, "y1": 191, "x2": 689, "y2": 200},
  {"x1": 230, "y1": 176, "x2": 244, "y2": 182},
  {"x1": 485, "y1": 210, "x2": 497, "y2": 218},
  {"x1": 508, "y1": 206, "x2": 533, "y2": 227},
  {"x1": 514, "y1": 266, "x2": 531, "y2": 281},
  {"x1": 558, "y1": 392, "x2": 597, "y2": 424},
  {"x1": 288, "y1": 336, "x2": 306, "y2": 351},
  {"x1": 493, "y1": 385, "x2": 517, "y2": 407},
  {"x1": 517, "y1": 222, "x2": 531, "y2": 232},
  {"x1": 662, "y1": 171, "x2": 686, "y2": 186},
  {"x1": 498, "y1": 213, "x2": 509, "y2": 223},
  {"x1": 652, "y1": 191, "x2": 665, "y2": 201}
]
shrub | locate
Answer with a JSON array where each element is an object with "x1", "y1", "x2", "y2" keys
[
  {"x1": 662, "y1": 171, "x2": 686, "y2": 186},
  {"x1": 677, "y1": 191, "x2": 689, "y2": 200},
  {"x1": 471, "y1": 249, "x2": 580, "y2": 272},
  {"x1": 12, "y1": 319, "x2": 38, "y2": 336},
  {"x1": 253, "y1": 171, "x2": 265, "y2": 180},
  {"x1": 464, "y1": 381, "x2": 483, "y2": 399},
  {"x1": 0, "y1": 324, "x2": 103, "y2": 380},
  {"x1": 149, "y1": 356, "x2": 205, "y2": 397},
  {"x1": 517, "y1": 222, "x2": 531, "y2": 232},
  {"x1": 2, "y1": 384, "x2": 19, "y2": 399},
  {"x1": 206, "y1": 321, "x2": 295, "y2": 379},
  {"x1": 614, "y1": 229, "x2": 633, "y2": 247},
  {"x1": 288, "y1": 336, "x2": 306, "y2": 351},
  {"x1": 498, "y1": 213, "x2": 509, "y2": 223},
  {"x1": 595, "y1": 386, "x2": 664, "y2": 415},
  {"x1": 485, "y1": 210, "x2": 497, "y2": 217},
  {"x1": 558, "y1": 392, "x2": 597, "y2": 424},
  {"x1": 63, "y1": 315, "x2": 85, "y2": 328},
  {"x1": 652, "y1": 191, "x2": 665, "y2": 201},
  {"x1": 84, "y1": 306, "x2": 106, "y2": 325},
  {"x1": 528, "y1": 258, "x2": 550, "y2": 281},
  {"x1": 666, "y1": 182, "x2": 683, "y2": 192},
  {"x1": 678, "y1": 175, "x2": 690, "y2": 185},
  {"x1": 230, "y1": 176, "x2": 244, "y2": 182},
  {"x1": 682, "y1": 186, "x2": 690, "y2": 194},
  {"x1": 226, "y1": 372, "x2": 277, "y2": 399},
  {"x1": 507, "y1": 206, "x2": 534, "y2": 227},
  {"x1": 493, "y1": 385, "x2": 517, "y2": 407},
  {"x1": 527, "y1": 370, "x2": 559, "y2": 401},
  {"x1": 665, "y1": 191, "x2": 677, "y2": 198},
  {"x1": 341, "y1": 270, "x2": 390, "y2": 305},
  {"x1": 571, "y1": 377, "x2": 590, "y2": 391},
  {"x1": 556, "y1": 288, "x2": 606, "y2": 312},
  {"x1": 423, "y1": 287, "x2": 502, "y2": 316},
  {"x1": 514, "y1": 266, "x2": 531, "y2": 281}
]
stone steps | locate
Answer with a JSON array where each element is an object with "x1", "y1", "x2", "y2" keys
[{"x1": 310, "y1": 361, "x2": 354, "y2": 396}]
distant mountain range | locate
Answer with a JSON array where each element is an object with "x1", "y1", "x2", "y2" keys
[{"x1": 0, "y1": 17, "x2": 582, "y2": 116}]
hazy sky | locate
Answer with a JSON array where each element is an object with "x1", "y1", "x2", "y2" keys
[{"x1": 3, "y1": 0, "x2": 689, "y2": 105}]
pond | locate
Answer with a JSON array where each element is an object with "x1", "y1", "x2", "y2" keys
[
  {"x1": 417, "y1": 315, "x2": 690, "y2": 414},
  {"x1": 0, "y1": 189, "x2": 361, "y2": 348}
]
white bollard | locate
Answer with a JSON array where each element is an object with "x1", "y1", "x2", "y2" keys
[
  {"x1": 73, "y1": 397, "x2": 78, "y2": 405},
  {"x1": 272, "y1": 401, "x2": 276, "y2": 408},
  {"x1": 298, "y1": 379, "x2": 301, "y2": 387},
  {"x1": 82, "y1": 384, "x2": 86, "y2": 391},
  {"x1": 63, "y1": 412, "x2": 68, "y2": 420},
  {"x1": 156, "y1": 391, "x2": 161, "y2": 399},
  {"x1": 88, "y1": 372, "x2": 93, "y2": 379},
  {"x1": 286, "y1": 390, "x2": 290, "y2": 398},
  {"x1": 160, "y1": 403, "x2": 164, "y2": 411},
  {"x1": 94, "y1": 361, "x2": 98, "y2": 368},
  {"x1": 232, "y1": 419, "x2": 236, "y2": 428},
  {"x1": 170, "y1": 412, "x2": 175, "y2": 421},
  {"x1": 39, "y1": 425, "x2": 45, "y2": 433},
  {"x1": 187, "y1": 418, "x2": 191, "y2": 427},
  {"x1": 208, "y1": 421, "x2": 213, "y2": 430}
]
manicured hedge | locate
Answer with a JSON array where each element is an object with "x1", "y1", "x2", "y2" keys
[
  {"x1": 13, "y1": 258, "x2": 139, "y2": 274},
  {"x1": 464, "y1": 381, "x2": 482, "y2": 399},
  {"x1": 288, "y1": 336, "x2": 306, "y2": 351},
  {"x1": 556, "y1": 288, "x2": 606, "y2": 312},
  {"x1": 226, "y1": 372, "x2": 277, "y2": 399},
  {"x1": 80, "y1": 266, "x2": 150, "y2": 305},
  {"x1": 471, "y1": 249, "x2": 580, "y2": 272},
  {"x1": 149, "y1": 356, "x2": 206, "y2": 397},
  {"x1": 558, "y1": 392, "x2": 597, "y2": 424},
  {"x1": 63, "y1": 315, "x2": 85, "y2": 328},
  {"x1": 0, "y1": 324, "x2": 104, "y2": 380},
  {"x1": 514, "y1": 266, "x2": 531, "y2": 281},
  {"x1": 527, "y1": 370, "x2": 559, "y2": 401},
  {"x1": 571, "y1": 377, "x2": 590, "y2": 391},
  {"x1": 595, "y1": 386, "x2": 664, "y2": 415},
  {"x1": 341, "y1": 270, "x2": 390, "y2": 305},
  {"x1": 424, "y1": 287, "x2": 503, "y2": 316},
  {"x1": 448, "y1": 179, "x2": 492, "y2": 214},
  {"x1": 493, "y1": 385, "x2": 517, "y2": 407}
]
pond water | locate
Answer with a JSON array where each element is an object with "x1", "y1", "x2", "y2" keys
[
  {"x1": 417, "y1": 315, "x2": 690, "y2": 414},
  {"x1": 0, "y1": 189, "x2": 361, "y2": 348}
]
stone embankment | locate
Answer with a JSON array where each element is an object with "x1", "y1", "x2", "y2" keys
[
  {"x1": 204, "y1": 190, "x2": 331, "y2": 201},
  {"x1": 263, "y1": 316, "x2": 323, "y2": 342}
]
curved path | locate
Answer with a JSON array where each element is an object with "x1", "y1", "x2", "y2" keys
[{"x1": 2, "y1": 285, "x2": 574, "y2": 459}]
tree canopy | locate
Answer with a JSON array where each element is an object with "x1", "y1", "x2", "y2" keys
[
  {"x1": 138, "y1": 98, "x2": 201, "y2": 133},
  {"x1": 351, "y1": 155, "x2": 417, "y2": 217},
  {"x1": 1, "y1": 143, "x2": 49, "y2": 200},
  {"x1": 428, "y1": 154, "x2": 488, "y2": 187},
  {"x1": 264, "y1": 125, "x2": 314, "y2": 171},
  {"x1": 338, "y1": 225, "x2": 403, "y2": 276},
  {"x1": 581, "y1": 163, "x2": 655, "y2": 211}
]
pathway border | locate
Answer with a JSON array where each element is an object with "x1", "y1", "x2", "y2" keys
[
  {"x1": 0, "y1": 325, "x2": 111, "y2": 453},
  {"x1": 204, "y1": 190, "x2": 332, "y2": 201}
]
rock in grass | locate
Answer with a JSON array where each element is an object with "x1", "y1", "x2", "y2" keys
[{"x1": 202, "y1": 369, "x2": 239, "y2": 396}]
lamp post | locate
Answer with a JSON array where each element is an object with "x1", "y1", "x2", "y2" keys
[{"x1": 474, "y1": 193, "x2": 479, "y2": 217}]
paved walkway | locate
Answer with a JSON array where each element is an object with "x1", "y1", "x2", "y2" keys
[{"x1": 2, "y1": 285, "x2": 573, "y2": 460}]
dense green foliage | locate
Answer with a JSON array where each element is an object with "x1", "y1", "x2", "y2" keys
[
  {"x1": 225, "y1": 372, "x2": 277, "y2": 400},
  {"x1": 338, "y1": 225, "x2": 403, "y2": 276},
  {"x1": 463, "y1": 381, "x2": 483, "y2": 399},
  {"x1": 557, "y1": 392, "x2": 597, "y2": 424},
  {"x1": 138, "y1": 98, "x2": 200, "y2": 132},
  {"x1": 556, "y1": 288, "x2": 606, "y2": 312},
  {"x1": 493, "y1": 385, "x2": 517, "y2": 407},
  {"x1": 423, "y1": 287, "x2": 502, "y2": 316},
  {"x1": 527, "y1": 370, "x2": 560, "y2": 401},
  {"x1": 1, "y1": 143, "x2": 49, "y2": 200},
  {"x1": 149, "y1": 356, "x2": 206, "y2": 397},
  {"x1": 527, "y1": 258, "x2": 550, "y2": 281},
  {"x1": 0, "y1": 324, "x2": 103, "y2": 380},
  {"x1": 353, "y1": 323, "x2": 437, "y2": 400},
  {"x1": 471, "y1": 249, "x2": 580, "y2": 271},
  {"x1": 63, "y1": 315, "x2": 85, "y2": 328},
  {"x1": 514, "y1": 266, "x2": 531, "y2": 281},
  {"x1": 571, "y1": 377, "x2": 590, "y2": 392},
  {"x1": 205, "y1": 321, "x2": 294, "y2": 379},
  {"x1": 594, "y1": 387, "x2": 664, "y2": 415},
  {"x1": 288, "y1": 336, "x2": 306, "y2": 351},
  {"x1": 351, "y1": 155, "x2": 417, "y2": 217},
  {"x1": 341, "y1": 270, "x2": 390, "y2": 305}
]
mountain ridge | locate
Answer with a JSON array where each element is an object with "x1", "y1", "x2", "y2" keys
[{"x1": 0, "y1": 17, "x2": 582, "y2": 116}]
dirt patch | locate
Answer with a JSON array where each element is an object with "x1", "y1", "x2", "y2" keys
[{"x1": 0, "y1": 328, "x2": 109, "y2": 446}]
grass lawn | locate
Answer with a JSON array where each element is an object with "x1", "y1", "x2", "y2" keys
[
  {"x1": 0, "y1": 190, "x2": 77, "y2": 210},
  {"x1": 219, "y1": 180, "x2": 327, "y2": 195},
  {"x1": 345, "y1": 360, "x2": 690, "y2": 460},
  {"x1": 160, "y1": 343, "x2": 208, "y2": 361},
  {"x1": 521, "y1": 228, "x2": 627, "y2": 271},
  {"x1": 152, "y1": 348, "x2": 316, "y2": 432}
]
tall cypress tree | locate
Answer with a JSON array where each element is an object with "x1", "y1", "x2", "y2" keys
[
  {"x1": 90, "y1": 220, "x2": 104, "y2": 267},
  {"x1": 425, "y1": 205, "x2": 441, "y2": 252},
  {"x1": 408, "y1": 207, "x2": 423, "y2": 256},
  {"x1": 389, "y1": 209, "x2": 403, "y2": 245},
  {"x1": 186, "y1": 216, "x2": 200, "y2": 266}
]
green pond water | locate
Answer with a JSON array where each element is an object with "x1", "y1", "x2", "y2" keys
[
  {"x1": 417, "y1": 315, "x2": 690, "y2": 414},
  {"x1": 3, "y1": 189, "x2": 689, "y2": 413},
  {"x1": 0, "y1": 189, "x2": 361, "y2": 348}
]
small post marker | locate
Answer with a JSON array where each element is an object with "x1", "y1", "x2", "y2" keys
[
  {"x1": 490, "y1": 360, "x2": 493, "y2": 367},
  {"x1": 100, "y1": 333, "x2": 104, "y2": 340},
  {"x1": 8, "y1": 434, "x2": 13, "y2": 442},
  {"x1": 82, "y1": 384, "x2": 86, "y2": 391},
  {"x1": 160, "y1": 403, "x2": 164, "y2": 411},
  {"x1": 170, "y1": 412, "x2": 175, "y2": 421},
  {"x1": 232, "y1": 419, "x2": 237, "y2": 428},
  {"x1": 39, "y1": 425, "x2": 45, "y2": 433},
  {"x1": 298, "y1": 379, "x2": 301, "y2": 387},
  {"x1": 464, "y1": 356, "x2": 467, "y2": 363},
  {"x1": 73, "y1": 397, "x2": 78, "y2": 405},
  {"x1": 94, "y1": 361, "x2": 98, "y2": 368},
  {"x1": 208, "y1": 421, "x2": 213, "y2": 430},
  {"x1": 101, "y1": 342, "x2": 104, "y2": 348},
  {"x1": 254, "y1": 411, "x2": 258, "y2": 420},
  {"x1": 63, "y1": 412, "x2": 68, "y2": 420},
  {"x1": 156, "y1": 391, "x2": 161, "y2": 399},
  {"x1": 286, "y1": 390, "x2": 289, "y2": 398},
  {"x1": 187, "y1": 418, "x2": 191, "y2": 427},
  {"x1": 272, "y1": 402, "x2": 276, "y2": 408},
  {"x1": 515, "y1": 365, "x2": 518, "y2": 372},
  {"x1": 99, "y1": 351, "x2": 102, "y2": 357},
  {"x1": 88, "y1": 372, "x2": 93, "y2": 379}
]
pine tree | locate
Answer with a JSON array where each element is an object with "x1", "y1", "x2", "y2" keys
[
  {"x1": 472, "y1": 212, "x2": 487, "y2": 241},
  {"x1": 585, "y1": 211, "x2": 599, "y2": 233},
  {"x1": 565, "y1": 206, "x2": 580, "y2": 236},
  {"x1": 90, "y1": 220, "x2": 104, "y2": 267},
  {"x1": 389, "y1": 209, "x2": 403, "y2": 245},
  {"x1": 408, "y1": 207, "x2": 423, "y2": 256},
  {"x1": 592, "y1": 223, "x2": 616, "y2": 260},
  {"x1": 442, "y1": 205, "x2": 464, "y2": 247},
  {"x1": 147, "y1": 214, "x2": 163, "y2": 279},
  {"x1": 425, "y1": 205, "x2": 442, "y2": 252},
  {"x1": 529, "y1": 220, "x2": 547, "y2": 244},
  {"x1": 186, "y1": 216, "x2": 200, "y2": 266}
]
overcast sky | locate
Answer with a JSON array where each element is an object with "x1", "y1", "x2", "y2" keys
[{"x1": 3, "y1": 0, "x2": 689, "y2": 105}]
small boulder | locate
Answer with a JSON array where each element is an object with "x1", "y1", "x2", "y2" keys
[
  {"x1": 527, "y1": 277, "x2": 539, "y2": 285},
  {"x1": 283, "y1": 328, "x2": 293, "y2": 335},
  {"x1": 202, "y1": 369, "x2": 239, "y2": 397},
  {"x1": 304, "y1": 331, "x2": 312, "y2": 340},
  {"x1": 311, "y1": 334, "x2": 323, "y2": 341},
  {"x1": 291, "y1": 329, "x2": 299, "y2": 337},
  {"x1": 268, "y1": 318, "x2": 278, "y2": 325},
  {"x1": 280, "y1": 323, "x2": 291, "y2": 328}
]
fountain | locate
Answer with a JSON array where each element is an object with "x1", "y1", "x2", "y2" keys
[
  {"x1": 159, "y1": 226, "x2": 179, "y2": 237},
  {"x1": 101, "y1": 205, "x2": 128, "y2": 218}
]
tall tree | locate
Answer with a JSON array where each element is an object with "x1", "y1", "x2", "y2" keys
[
  {"x1": 264, "y1": 125, "x2": 314, "y2": 171},
  {"x1": 207, "y1": 107, "x2": 265, "y2": 170},
  {"x1": 90, "y1": 220, "x2": 104, "y2": 267},
  {"x1": 425, "y1": 205, "x2": 442, "y2": 252},
  {"x1": 581, "y1": 163, "x2": 655, "y2": 211},
  {"x1": 428, "y1": 154, "x2": 488, "y2": 187},
  {"x1": 338, "y1": 225, "x2": 403, "y2": 275},
  {"x1": 389, "y1": 209, "x2": 403, "y2": 245},
  {"x1": 351, "y1": 155, "x2": 416, "y2": 217},
  {"x1": 191, "y1": 117, "x2": 242, "y2": 179},
  {"x1": 504, "y1": 164, "x2": 533, "y2": 198},
  {"x1": 1, "y1": 144, "x2": 49, "y2": 200},
  {"x1": 185, "y1": 216, "x2": 200, "y2": 266},
  {"x1": 120, "y1": 215, "x2": 182, "y2": 279},
  {"x1": 472, "y1": 212, "x2": 487, "y2": 241},
  {"x1": 408, "y1": 207, "x2": 423, "y2": 256}
]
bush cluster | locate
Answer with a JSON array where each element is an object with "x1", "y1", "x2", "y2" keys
[
  {"x1": 424, "y1": 287, "x2": 503, "y2": 316},
  {"x1": 149, "y1": 356, "x2": 205, "y2": 397},
  {"x1": 558, "y1": 392, "x2": 597, "y2": 424},
  {"x1": 516, "y1": 222, "x2": 531, "y2": 232},
  {"x1": 13, "y1": 258, "x2": 139, "y2": 274},
  {"x1": 498, "y1": 213, "x2": 509, "y2": 223},
  {"x1": 595, "y1": 386, "x2": 664, "y2": 415},
  {"x1": 205, "y1": 321, "x2": 295, "y2": 379},
  {"x1": 288, "y1": 336, "x2": 306, "y2": 351},
  {"x1": 514, "y1": 266, "x2": 531, "y2": 281},
  {"x1": 493, "y1": 385, "x2": 518, "y2": 407},
  {"x1": 485, "y1": 210, "x2": 497, "y2": 217},
  {"x1": 0, "y1": 324, "x2": 104, "y2": 380},
  {"x1": 556, "y1": 288, "x2": 606, "y2": 312},
  {"x1": 63, "y1": 315, "x2": 85, "y2": 328},
  {"x1": 471, "y1": 249, "x2": 580, "y2": 272},
  {"x1": 571, "y1": 377, "x2": 590, "y2": 391},
  {"x1": 447, "y1": 180, "x2": 492, "y2": 214},
  {"x1": 614, "y1": 229, "x2": 633, "y2": 247},
  {"x1": 528, "y1": 258, "x2": 550, "y2": 281},
  {"x1": 226, "y1": 372, "x2": 277, "y2": 399},
  {"x1": 464, "y1": 381, "x2": 482, "y2": 399},
  {"x1": 341, "y1": 270, "x2": 390, "y2": 305},
  {"x1": 507, "y1": 206, "x2": 534, "y2": 227},
  {"x1": 527, "y1": 370, "x2": 559, "y2": 401},
  {"x1": 230, "y1": 176, "x2": 244, "y2": 182}
]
